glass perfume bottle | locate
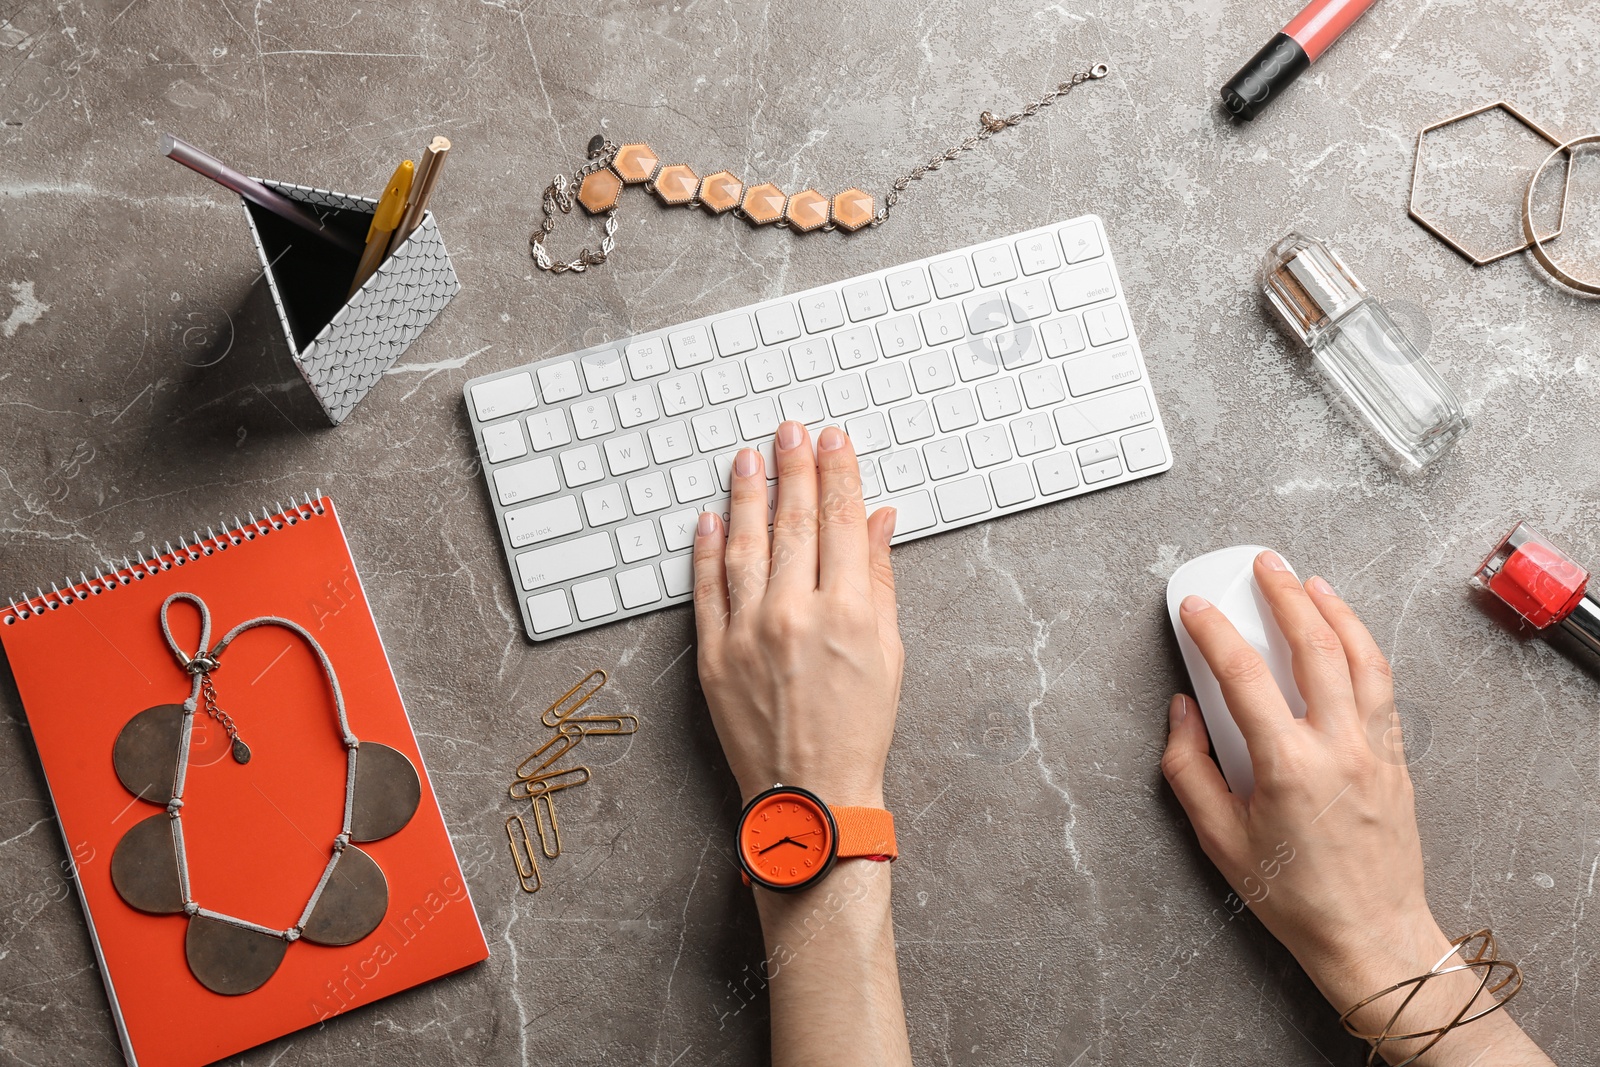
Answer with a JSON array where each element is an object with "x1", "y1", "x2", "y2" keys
[{"x1": 1261, "y1": 233, "x2": 1469, "y2": 468}]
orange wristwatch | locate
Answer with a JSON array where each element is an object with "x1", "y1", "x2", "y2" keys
[{"x1": 736, "y1": 784, "x2": 897, "y2": 893}]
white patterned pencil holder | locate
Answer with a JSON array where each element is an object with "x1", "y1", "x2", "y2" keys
[{"x1": 240, "y1": 179, "x2": 461, "y2": 425}]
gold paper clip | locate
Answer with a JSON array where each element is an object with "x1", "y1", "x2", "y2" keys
[
  {"x1": 508, "y1": 764, "x2": 591, "y2": 801},
  {"x1": 541, "y1": 668, "x2": 608, "y2": 728},
  {"x1": 514, "y1": 723, "x2": 584, "y2": 781},
  {"x1": 565, "y1": 713, "x2": 639, "y2": 736},
  {"x1": 531, "y1": 792, "x2": 561, "y2": 859},
  {"x1": 506, "y1": 813, "x2": 542, "y2": 893}
]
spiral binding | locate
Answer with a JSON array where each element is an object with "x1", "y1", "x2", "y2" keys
[{"x1": 2, "y1": 492, "x2": 328, "y2": 627}]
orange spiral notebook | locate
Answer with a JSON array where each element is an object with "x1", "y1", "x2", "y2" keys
[{"x1": 0, "y1": 496, "x2": 488, "y2": 1067}]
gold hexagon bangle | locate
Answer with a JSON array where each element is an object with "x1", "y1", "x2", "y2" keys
[{"x1": 1409, "y1": 100, "x2": 1574, "y2": 267}]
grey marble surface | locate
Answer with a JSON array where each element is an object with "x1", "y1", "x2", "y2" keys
[{"x1": 4, "y1": 1, "x2": 1600, "y2": 1064}]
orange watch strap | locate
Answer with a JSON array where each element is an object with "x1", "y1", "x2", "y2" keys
[{"x1": 831, "y1": 805, "x2": 897, "y2": 861}]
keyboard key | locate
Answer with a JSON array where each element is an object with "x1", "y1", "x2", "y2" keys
[
  {"x1": 964, "y1": 294, "x2": 1009, "y2": 334},
  {"x1": 799, "y1": 290, "x2": 845, "y2": 333},
  {"x1": 472, "y1": 372, "x2": 537, "y2": 421},
  {"x1": 859, "y1": 457, "x2": 882, "y2": 499},
  {"x1": 936, "y1": 475, "x2": 992, "y2": 522},
  {"x1": 1084, "y1": 304, "x2": 1129, "y2": 347},
  {"x1": 842, "y1": 279, "x2": 888, "y2": 321},
  {"x1": 736, "y1": 396, "x2": 781, "y2": 440},
  {"x1": 845, "y1": 412, "x2": 891, "y2": 454},
  {"x1": 1121, "y1": 427, "x2": 1167, "y2": 471},
  {"x1": 789, "y1": 339, "x2": 833, "y2": 381},
  {"x1": 990, "y1": 463, "x2": 1036, "y2": 507},
  {"x1": 669, "y1": 325, "x2": 716, "y2": 367},
  {"x1": 966, "y1": 426, "x2": 1012, "y2": 468},
  {"x1": 756, "y1": 302, "x2": 802, "y2": 345},
  {"x1": 483, "y1": 421, "x2": 528, "y2": 464},
  {"x1": 779, "y1": 384, "x2": 825, "y2": 424},
  {"x1": 691, "y1": 408, "x2": 738, "y2": 452},
  {"x1": 885, "y1": 491, "x2": 937, "y2": 537},
  {"x1": 867, "y1": 361, "x2": 913, "y2": 405},
  {"x1": 603, "y1": 433, "x2": 649, "y2": 476},
  {"x1": 649, "y1": 420, "x2": 694, "y2": 463},
  {"x1": 889, "y1": 400, "x2": 935, "y2": 443},
  {"x1": 929, "y1": 256, "x2": 975, "y2": 299},
  {"x1": 494, "y1": 456, "x2": 561, "y2": 505},
  {"x1": 572, "y1": 576, "x2": 618, "y2": 621},
  {"x1": 616, "y1": 565, "x2": 663, "y2": 609},
  {"x1": 536, "y1": 360, "x2": 582, "y2": 403},
  {"x1": 1010, "y1": 413, "x2": 1055, "y2": 456},
  {"x1": 1015, "y1": 232, "x2": 1061, "y2": 275},
  {"x1": 571, "y1": 397, "x2": 616, "y2": 439},
  {"x1": 951, "y1": 339, "x2": 1000, "y2": 382},
  {"x1": 661, "y1": 554, "x2": 694, "y2": 597},
  {"x1": 560, "y1": 444, "x2": 606, "y2": 487},
  {"x1": 972, "y1": 244, "x2": 1018, "y2": 287},
  {"x1": 885, "y1": 267, "x2": 932, "y2": 309},
  {"x1": 1034, "y1": 453, "x2": 1080, "y2": 495},
  {"x1": 823, "y1": 374, "x2": 868, "y2": 417},
  {"x1": 745, "y1": 350, "x2": 791, "y2": 392},
  {"x1": 661, "y1": 509, "x2": 699, "y2": 552},
  {"x1": 658, "y1": 373, "x2": 704, "y2": 416},
  {"x1": 1076, "y1": 440, "x2": 1119, "y2": 467},
  {"x1": 1051, "y1": 262, "x2": 1117, "y2": 311},
  {"x1": 1062, "y1": 346, "x2": 1140, "y2": 397},
  {"x1": 993, "y1": 326, "x2": 1041, "y2": 370},
  {"x1": 1059, "y1": 219, "x2": 1104, "y2": 263},
  {"x1": 919, "y1": 303, "x2": 965, "y2": 346},
  {"x1": 880, "y1": 449, "x2": 926, "y2": 492},
  {"x1": 616, "y1": 519, "x2": 662, "y2": 563},
  {"x1": 526, "y1": 409, "x2": 572, "y2": 451},
  {"x1": 517, "y1": 531, "x2": 616, "y2": 590},
  {"x1": 670, "y1": 460, "x2": 717, "y2": 503},
  {"x1": 909, "y1": 349, "x2": 956, "y2": 393},
  {"x1": 933, "y1": 389, "x2": 979, "y2": 432},
  {"x1": 834, "y1": 325, "x2": 880, "y2": 369},
  {"x1": 923, "y1": 437, "x2": 969, "y2": 479},
  {"x1": 581, "y1": 349, "x2": 626, "y2": 391},
  {"x1": 977, "y1": 377, "x2": 1022, "y2": 420},
  {"x1": 1005, "y1": 278, "x2": 1052, "y2": 322},
  {"x1": 626, "y1": 471, "x2": 672, "y2": 514},
  {"x1": 1082, "y1": 456, "x2": 1122, "y2": 483},
  {"x1": 506, "y1": 495, "x2": 583, "y2": 547},
  {"x1": 1055, "y1": 386, "x2": 1155, "y2": 444},
  {"x1": 582, "y1": 483, "x2": 628, "y2": 525},
  {"x1": 703, "y1": 363, "x2": 748, "y2": 403},
  {"x1": 528, "y1": 589, "x2": 572, "y2": 634},
  {"x1": 1021, "y1": 365, "x2": 1067, "y2": 409},
  {"x1": 614, "y1": 385, "x2": 659, "y2": 428},
  {"x1": 712, "y1": 314, "x2": 757, "y2": 356},
  {"x1": 1041, "y1": 315, "x2": 1088, "y2": 358},
  {"x1": 874, "y1": 315, "x2": 921, "y2": 357}
]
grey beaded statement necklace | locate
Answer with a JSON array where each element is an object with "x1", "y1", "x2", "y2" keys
[{"x1": 109, "y1": 592, "x2": 422, "y2": 995}]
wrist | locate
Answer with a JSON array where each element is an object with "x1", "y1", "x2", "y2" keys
[{"x1": 1295, "y1": 910, "x2": 1453, "y2": 1014}]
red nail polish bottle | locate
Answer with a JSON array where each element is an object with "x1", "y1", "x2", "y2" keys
[{"x1": 1475, "y1": 521, "x2": 1600, "y2": 655}]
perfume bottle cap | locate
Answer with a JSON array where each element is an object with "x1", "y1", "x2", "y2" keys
[
  {"x1": 1261, "y1": 232, "x2": 1366, "y2": 344},
  {"x1": 1475, "y1": 521, "x2": 1590, "y2": 628}
]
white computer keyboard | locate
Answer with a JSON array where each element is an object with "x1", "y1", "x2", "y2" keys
[{"x1": 465, "y1": 214, "x2": 1172, "y2": 640}]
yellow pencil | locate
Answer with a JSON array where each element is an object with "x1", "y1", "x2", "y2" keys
[{"x1": 348, "y1": 159, "x2": 414, "y2": 298}]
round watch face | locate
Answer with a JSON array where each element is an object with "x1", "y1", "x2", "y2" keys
[{"x1": 737, "y1": 787, "x2": 837, "y2": 891}]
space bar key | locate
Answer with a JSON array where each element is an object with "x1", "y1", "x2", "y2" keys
[{"x1": 517, "y1": 532, "x2": 616, "y2": 590}]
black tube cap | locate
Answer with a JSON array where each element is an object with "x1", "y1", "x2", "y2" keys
[{"x1": 1221, "y1": 33, "x2": 1310, "y2": 121}]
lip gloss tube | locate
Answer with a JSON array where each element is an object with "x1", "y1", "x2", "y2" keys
[
  {"x1": 1475, "y1": 522, "x2": 1600, "y2": 659},
  {"x1": 1221, "y1": 0, "x2": 1381, "y2": 121}
]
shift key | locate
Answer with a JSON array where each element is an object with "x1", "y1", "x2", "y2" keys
[
  {"x1": 1062, "y1": 346, "x2": 1140, "y2": 397},
  {"x1": 517, "y1": 531, "x2": 616, "y2": 590}
]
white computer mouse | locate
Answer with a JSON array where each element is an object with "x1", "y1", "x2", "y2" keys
[{"x1": 1166, "y1": 545, "x2": 1307, "y2": 796}]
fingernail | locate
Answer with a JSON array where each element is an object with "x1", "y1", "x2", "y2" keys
[
  {"x1": 1308, "y1": 575, "x2": 1336, "y2": 596},
  {"x1": 1169, "y1": 694, "x2": 1189, "y2": 725},
  {"x1": 884, "y1": 507, "x2": 898, "y2": 540},
  {"x1": 1259, "y1": 550, "x2": 1289, "y2": 572},
  {"x1": 1180, "y1": 595, "x2": 1211, "y2": 615},
  {"x1": 696, "y1": 511, "x2": 717, "y2": 536},
  {"x1": 734, "y1": 449, "x2": 760, "y2": 477},
  {"x1": 777, "y1": 421, "x2": 803, "y2": 450},
  {"x1": 818, "y1": 426, "x2": 846, "y2": 452}
]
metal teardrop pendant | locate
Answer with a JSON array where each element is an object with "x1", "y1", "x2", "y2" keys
[{"x1": 231, "y1": 738, "x2": 251, "y2": 763}]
